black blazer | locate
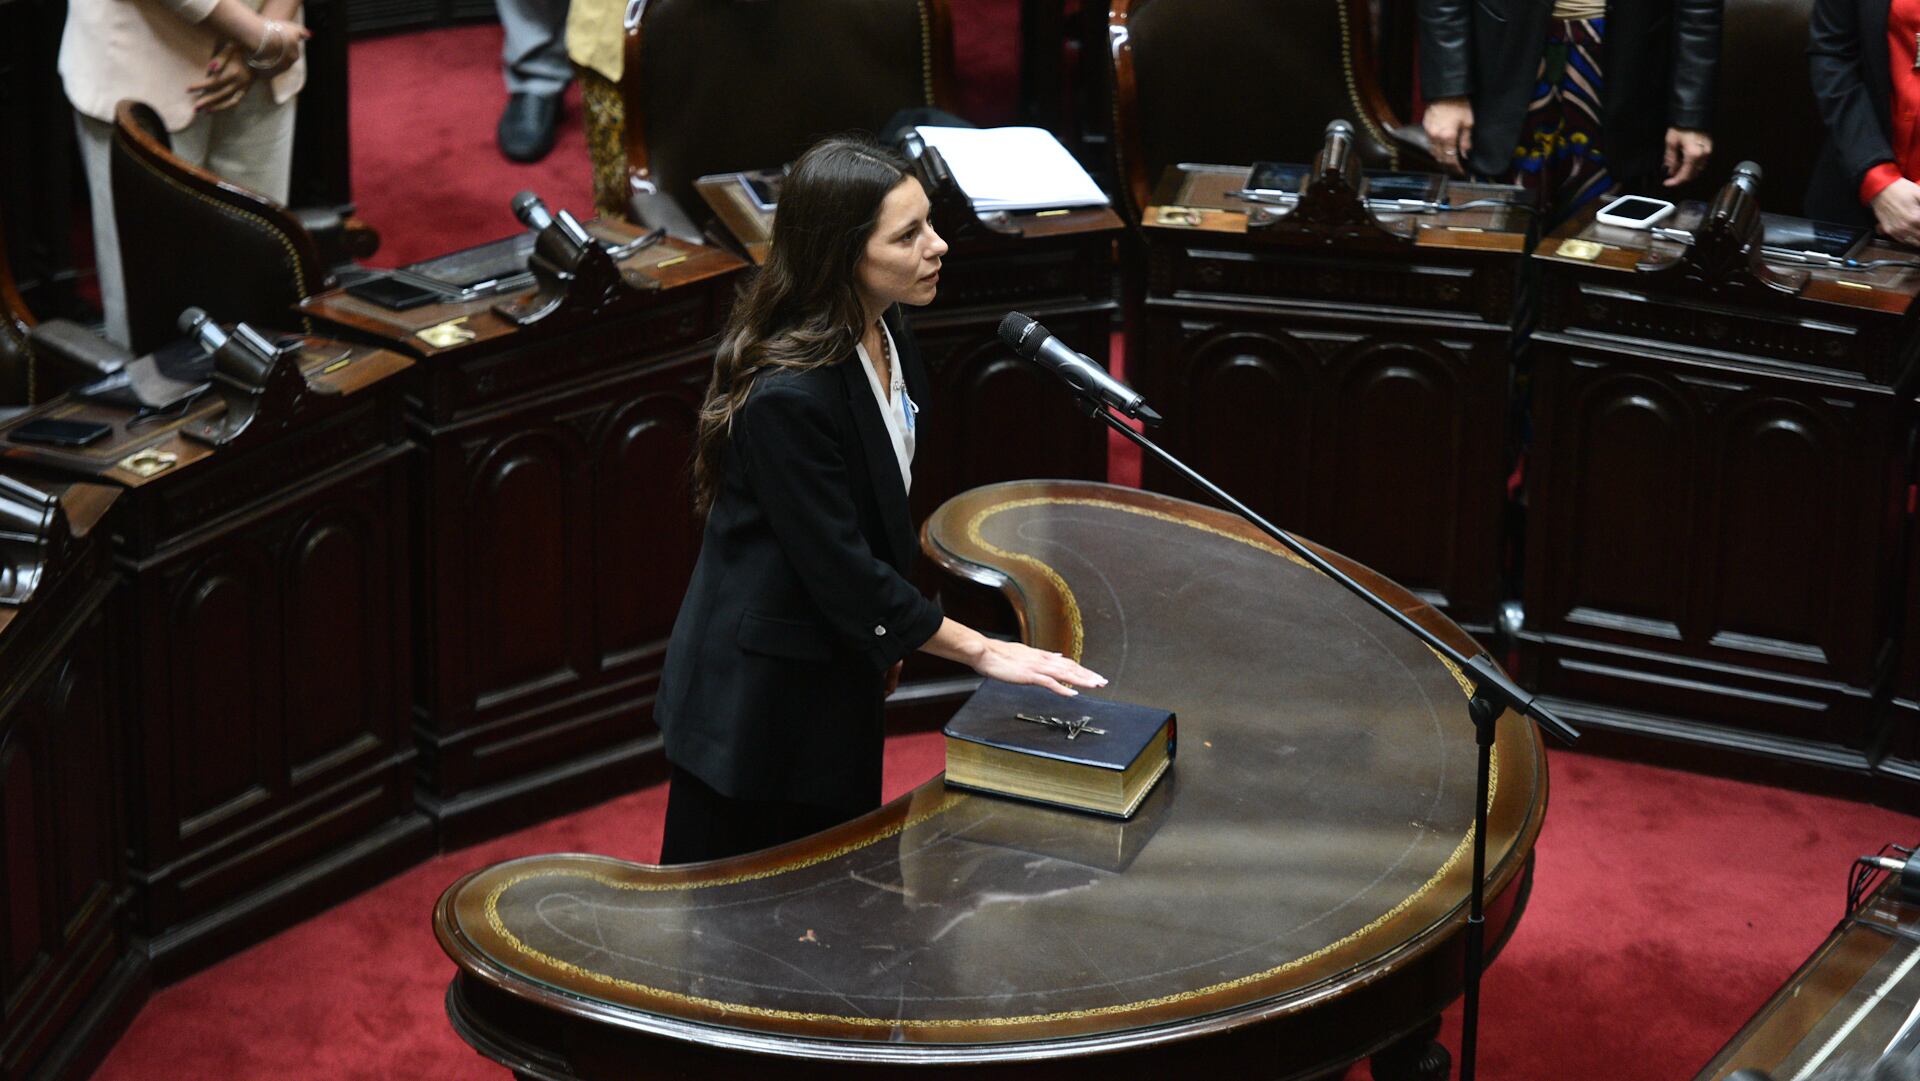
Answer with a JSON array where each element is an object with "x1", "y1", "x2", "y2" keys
[
  {"x1": 1418, "y1": 0, "x2": 1722, "y2": 180},
  {"x1": 656, "y1": 305, "x2": 945, "y2": 808},
  {"x1": 1806, "y1": 0, "x2": 1894, "y2": 224}
]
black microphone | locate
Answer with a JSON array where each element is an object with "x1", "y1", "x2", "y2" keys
[
  {"x1": 997, "y1": 312, "x2": 1162, "y2": 425},
  {"x1": 512, "y1": 190, "x2": 595, "y2": 249},
  {"x1": 1730, "y1": 160, "x2": 1763, "y2": 198},
  {"x1": 179, "y1": 306, "x2": 279, "y2": 366}
]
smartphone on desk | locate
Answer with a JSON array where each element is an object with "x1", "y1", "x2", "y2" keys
[
  {"x1": 9, "y1": 417, "x2": 112, "y2": 448},
  {"x1": 1595, "y1": 194, "x2": 1677, "y2": 229}
]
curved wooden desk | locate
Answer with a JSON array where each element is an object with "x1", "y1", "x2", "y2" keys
[{"x1": 434, "y1": 481, "x2": 1548, "y2": 1079}]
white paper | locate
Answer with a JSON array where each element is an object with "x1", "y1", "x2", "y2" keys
[{"x1": 914, "y1": 125, "x2": 1110, "y2": 212}]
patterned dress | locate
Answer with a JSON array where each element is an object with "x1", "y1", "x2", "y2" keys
[{"x1": 1509, "y1": 18, "x2": 1614, "y2": 225}]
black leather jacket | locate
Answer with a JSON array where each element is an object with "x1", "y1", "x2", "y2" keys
[
  {"x1": 1418, "y1": 0, "x2": 1723, "y2": 180},
  {"x1": 1804, "y1": 0, "x2": 1893, "y2": 224}
]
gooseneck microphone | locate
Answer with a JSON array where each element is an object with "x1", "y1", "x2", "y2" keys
[
  {"x1": 178, "y1": 306, "x2": 228, "y2": 352},
  {"x1": 511, "y1": 190, "x2": 595, "y2": 249},
  {"x1": 510, "y1": 190, "x2": 555, "y2": 232},
  {"x1": 998, "y1": 312, "x2": 1162, "y2": 425},
  {"x1": 179, "y1": 306, "x2": 279, "y2": 359}
]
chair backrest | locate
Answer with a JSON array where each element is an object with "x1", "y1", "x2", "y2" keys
[
  {"x1": 621, "y1": 0, "x2": 955, "y2": 218},
  {"x1": 1711, "y1": 0, "x2": 1821, "y2": 214},
  {"x1": 0, "y1": 210, "x2": 35, "y2": 405},
  {"x1": 1108, "y1": 0, "x2": 1411, "y2": 220},
  {"x1": 110, "y1": 101, "x2": 322, "y2": 355}
]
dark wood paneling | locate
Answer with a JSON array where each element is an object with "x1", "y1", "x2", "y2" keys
[
  {"x1": 1522, "y1": 208, "x2": 1918, "y2": 781},
  {"x1": 1524, "y1": 351, "x2": 1902, "y2": 750},
  {"x1": 121, "y1": 443, "x2": 429, "y2": 977},
  {"x1": 0, "y1": 485, "x2": 148, "y2": 1080},
  {"x1": 1133, "y1": 237, "x2": 1515, "y2": 632},
  {"x1": 418, "y1": 365, "x2": 702, "y2": 816},
  {"x1": 1880, "y1": 411, "x2": 1920, "y2": 775},
  {"x1": 298, "y1": 230, "x2": 745, "y2": 847}
]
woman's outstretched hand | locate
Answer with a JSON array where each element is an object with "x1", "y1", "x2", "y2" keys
[
  {"x1": 973, "y1": 639, "x2": 1106, "y2": 696},
  {"x1": 920, "y1": 617, "x2": 1106, "y2": 697}
]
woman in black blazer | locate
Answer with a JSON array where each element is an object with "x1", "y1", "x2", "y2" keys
[
  {"x1": 1806, "y1": 0, "x2": 1920, "y2": 242},
  {"x1": 654, "y1": 137, "x2": 1106, "y2": 864}
]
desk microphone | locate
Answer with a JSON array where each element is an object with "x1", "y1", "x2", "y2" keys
[
  {"x1": 1730, "y1": 160, "x2": 1763, "y2": 198},
  {"x1": 1325, "y1": 118, "x2": 1354, "y2": 155},
  {"x1": 178, "y1": 306, "x2": 280, "y2": 366},
  {"x1": 998, "y1": 312, "x2": 1162, "y2": 425},
  {"x1": 511, "y1": 190, "x2": 595, "y2": 250},
  {"x1": 178, "y1": 307, "x2": 227, "y2": 352}
]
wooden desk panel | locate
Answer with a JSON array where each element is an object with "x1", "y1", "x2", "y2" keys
[
  {"x1": 1524, "y1": 206, "x2": 1920, "y2": 783},
  {"x1": 1881, "y1": 410, "x2": 1920, "y2": 783},
  {"x1": 302, "y1": 228, "x2": 748, "y2": 847},
  {"x1": 0, "y1": 478, "x2": 148, "y2": 1079},
  {"x1": 1135, "y1": 165, "x2": 1527, "y2": 634},
  {"x1": 0, "y1": 338, "x2": 429, "y2": 979}
]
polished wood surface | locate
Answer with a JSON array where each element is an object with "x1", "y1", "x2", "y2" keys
[
  {"x1": 1694, "y1": 875, "x2": 1918, "y2": 1079},
  {"x1": 435, "y1": 480, "x2": 1546, "y2": 1078},
  {"x1": 1524, "y1": 202, "x2": 1920, "y2": 785},
  {"x1": 0, "y1": 476, "x2": 149, "y2": 1079},
  {"x1": 0, "y1": 334, "x2": 429, "y2": 979},
  {"x1": 1132, "y1": 163, "x2": 1527, "y2": 636},
  {"x1": 303, "y1": 222, "x2": 749, "y2": 847}
]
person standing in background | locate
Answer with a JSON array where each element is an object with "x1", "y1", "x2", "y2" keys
[
  {"x1": 1418, "y1": 0, "x2": 1721, "y2": 224},
  {"x1": 564, "y1": 0, "x2": 626, "y2": 216},
  {"x1": 1806, "y1": 0, "x2": 1920, "y2": 243},
  {"x1": 60, "y1": 0, "x2": 307, "y2": 345},
  {"x1": 496, "y1": 0, "x2": 572, "y2": 163}
]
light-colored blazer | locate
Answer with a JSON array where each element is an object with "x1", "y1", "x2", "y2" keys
[{"x1": 58, "y1": 0, "x2": 305, "y2": 133}]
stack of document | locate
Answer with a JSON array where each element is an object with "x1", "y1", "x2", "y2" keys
[{"x1": 914, "y1": 125, "x2": 1110, "y2": 212}]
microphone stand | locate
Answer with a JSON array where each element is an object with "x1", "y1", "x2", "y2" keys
[{"x1": 1084, "y1": 400, "x2": 1578, "y2": 1081}]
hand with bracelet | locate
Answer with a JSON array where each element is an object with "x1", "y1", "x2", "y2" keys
[{"x1": 189, "y1": 1, "x2": 309, "y2": 112}]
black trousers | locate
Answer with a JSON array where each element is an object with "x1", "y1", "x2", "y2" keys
[{"x1": 658, "y1": 763, "x2": 875, "y2": 865}]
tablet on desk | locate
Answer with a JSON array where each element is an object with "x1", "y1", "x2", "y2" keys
[
  {"x1": 1245, "y1": 162, "x2": 1310, "y2": 201},
  {"x1": 1360, "y1": 170, "x2": 1446, "y2": 210},
  {"x1": 1760, "y1": 213, "x2": 1869, "y2": 266},
  {"x1": 735, "y1": 171, "x2": 783, "y2": 212}
]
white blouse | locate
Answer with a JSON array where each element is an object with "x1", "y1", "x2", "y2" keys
[{"x1": 853, "y1": 321, "x2": 917, "y2": 494}]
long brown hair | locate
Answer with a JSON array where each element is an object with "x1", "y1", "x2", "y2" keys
[{"x1": 692, "y1": 136, "x2": 916, "y2": 514}]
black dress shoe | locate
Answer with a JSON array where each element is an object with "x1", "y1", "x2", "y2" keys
[{"x1": 497, "y1": 92, "x2": 561, "y2": 163}]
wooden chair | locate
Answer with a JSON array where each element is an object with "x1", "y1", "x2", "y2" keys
[
  {"x1": 619, "y1": 0, "x2": 956, "y2": 233},
  {"x1": 1107, "y1": 0, "x2": 1430, "y2": 221},
  {"x1": 0, "y1": 210, "x2": 30, "y2": 409},
  {"x1": 109, "y1": 100, "x2": 376, "y2": 354},
  {"x1": 0, "y1": 210, "x2": 130, "y2": 412}
]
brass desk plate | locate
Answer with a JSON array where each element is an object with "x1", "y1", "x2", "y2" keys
[
  {"x1": 119, "y1": 448, "x2": 178, "y2": 478},
  {"x1": 416, "y1": 317, "x2": 477, "y2": 348}
]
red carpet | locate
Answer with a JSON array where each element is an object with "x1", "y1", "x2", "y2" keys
[
  {"x1": 91, "y1": 737, "x2": 1919, "y2": 1081},
  {"x1": 84, "y1": 19, "x2": 1920, "y2": 1081},
  {"x1": 349, "y1": 7, "x2": 1022, "y2": 268}
]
